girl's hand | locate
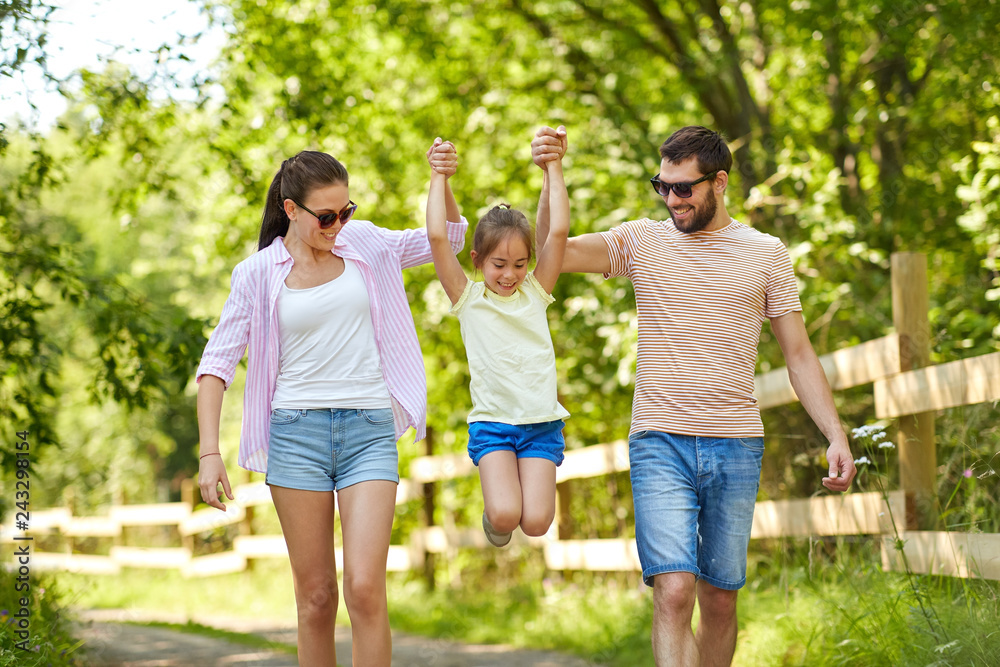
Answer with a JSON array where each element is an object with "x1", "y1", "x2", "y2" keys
[
  {"x1": 426, "y1": 137, "x2": 458, "y2": 176},
  {"x1": 198, "y1": 454, "x2": 234, "y2": 512},
  {"x1": 531, "y1": 125, "x2": 567, "y2": 169}
]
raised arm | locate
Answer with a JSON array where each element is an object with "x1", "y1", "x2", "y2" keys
[
  {"x1": 533, "y1": 127, "x2": 569, "y2": 293},
  {"x1": 532, "y1": 126, "x2": 612, "y2": 275},
  {"x1": 426, "y1": 138, "x2": 469, "y2": 304}
]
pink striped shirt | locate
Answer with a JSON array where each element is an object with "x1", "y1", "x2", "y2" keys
[{"x1": 196, "y1": 218, "x2": 468, "y2": 472}]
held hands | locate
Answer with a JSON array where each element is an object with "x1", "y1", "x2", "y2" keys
[
  {"x1": 822, "y1": 440, "x2": 857, "y2": 492},
  {"x1": 426, "y1": 137, "x2": 457, "y2": 177},
  {"x1": 199, "y1": 453, "x2": 234, "y2": 511},
  {"x1": 531, "y1": 125, "x2": 568, "y2": 170}
]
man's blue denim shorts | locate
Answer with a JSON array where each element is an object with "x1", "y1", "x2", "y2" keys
[
  {"x1": 467, "y1": 420, "x2": 566, "y2": 466},
  {"x1": 628, "y1": 430, "x2": 764, "y2": 590},
  {"x1": 265, "y1": 408, "x2": 399, "y2": 492}
]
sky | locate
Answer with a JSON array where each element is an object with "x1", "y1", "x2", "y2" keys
[{"x1": 2, "y1": 0, "x2": 226, "y2": 129}]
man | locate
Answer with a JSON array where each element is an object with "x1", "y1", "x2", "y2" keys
[{"x1": 531, "y1": 125, "x2": 856, "y2": 666}]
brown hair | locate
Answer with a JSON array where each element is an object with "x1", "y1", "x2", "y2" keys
[
  {"x1": 471, "y1": 204, "x2": 533, "y2": 268},
  {"x1": 659, "y1": 126, "x2": 733, "y2": 176},
  {"x1": 258, "y1": 151, "x2": 350, "y2": 250}
]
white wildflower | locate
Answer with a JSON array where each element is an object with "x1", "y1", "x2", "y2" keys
[
  {"x1": 851, "y1": 423, "x2": 889, "y2": 442},
  {"x1": 878, "y1": 441, "x2": 895, "y2": 449},
  {"x1": 854, "y1": 456, "x2": 871, "y2": 465},
  {"x1": 935, "y1": 640, "x2": 960, "y2": 654},
  {"x1": 851, "y1": 425, "x2": 874, "y2": 439}
]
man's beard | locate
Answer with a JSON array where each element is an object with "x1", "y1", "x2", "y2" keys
[{"x1": 670, "y1": 192, "x2": 717, "y2": 234}]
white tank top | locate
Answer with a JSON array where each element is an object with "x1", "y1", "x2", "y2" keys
[{"x1": 271, "y1": 259, "x2": 392, "y2": 409}]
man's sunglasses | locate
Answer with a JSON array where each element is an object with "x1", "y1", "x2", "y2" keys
[
  {"x1": 293, "y1": 200, "x2": 358, "y2": 228},
  {"x1": 649, "y1": 171, "x2": 718, "y2": 198}
]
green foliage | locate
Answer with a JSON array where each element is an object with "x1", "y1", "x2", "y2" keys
[
  {"x1": 56, "y1": 546, "x2": 1000, "y2": 667},
  {"x1": 387, "y1": 574, "x2": 652, "y2": 664},
  {"x1": 936, "y1": 404, "x2": 1000, "y2": 534},
  {"x1": 196, "y1": 0, "x2": 999, "y2": 492},
  {"x1": 0, "y1": 1, "x2": 53, "y2": 107},
  {"x1": 956, "y1": 115, "x2": 1000, "y2": 329},
  {"x1": 747, "y1": 538, "x2": 1000, "y2": 666},
  {"x1": 0, "y1": 570, "x2": 83, "y2": 666},
  {"x1": 1, "y1": 7, "x2": 998, "y2": 662},
  {"x1": 3, "y1": 0, "x2": 995, "y2": 512},
  {"x1": 60, "y1": 563, "x2": 301, "y2": 624},
  {"x1": 0, "y1": 73, "x2": 214, "y2": 509}
]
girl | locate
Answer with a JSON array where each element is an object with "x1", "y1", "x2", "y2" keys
[
  {"x1": 425, "y1": 128, "x2": 570, "y2": 547},
  {"x1": 196, "y1": 147, "x2": 467, "y2": 666}
]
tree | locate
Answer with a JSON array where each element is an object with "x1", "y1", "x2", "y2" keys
[
  {"x1": 198, "y1": 0, "x2": 997, "y2": 509},
  {"x1": 1, "y1": 53, "x2": 209, "y2": 508}
]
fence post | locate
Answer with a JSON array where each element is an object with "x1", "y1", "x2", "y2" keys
[
  {"x1": 64, "y1": 487, "x2": 76, "y2": 555},
  {"x1": 422, "y1": 427, "x2": 437, "y2": 591},
  {"x1": 239, "y1": 470, "x2": 255, "y2": 570},
  {"x1": 556, "y1": 481, "x2": 572, "y2": 540},
  {"x1": 181, "y1": 477, "x2": 198, "y2": 553},
  {"x1": 890, "y1": 252, "x2": 937, "y2": 529}
]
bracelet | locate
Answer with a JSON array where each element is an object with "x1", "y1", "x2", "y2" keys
[{"x1": 199, "y1": 452, "x2": 221, "y2": 460}]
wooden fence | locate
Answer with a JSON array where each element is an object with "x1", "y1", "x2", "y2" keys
[{"x1": 3, "y1": 252, "x2": 1000, "y2": 581}]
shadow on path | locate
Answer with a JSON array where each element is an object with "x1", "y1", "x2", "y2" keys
[{"x1": 75, "y1": 609, "x2": 606, "y2": 666}]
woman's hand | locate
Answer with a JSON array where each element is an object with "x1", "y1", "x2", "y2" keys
[
  {"x1": 426, "y1": 137, "x2": 458, "y2": 176},
  {"x1": 199, "y1": 453, "x2": 234, "y2": 512}
]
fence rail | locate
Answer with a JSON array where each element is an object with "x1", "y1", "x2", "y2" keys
[{"x1": 3, "y1": 252, "x2": 999, "y2": 582}]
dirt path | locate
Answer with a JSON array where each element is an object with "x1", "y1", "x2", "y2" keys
[{"x1": 75, "y1": 609, "x2": 606, "y2": 666}]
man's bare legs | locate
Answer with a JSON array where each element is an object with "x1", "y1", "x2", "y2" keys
[
  {"x1": 651, "y1": 573, "x2": 739, "y2": 666},
  {"x1": 695, "y1": 581, "x2": 738, "y2": 667}
]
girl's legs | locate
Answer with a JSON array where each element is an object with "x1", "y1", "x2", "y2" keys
[
  {"x1": 337, "y1": 479, "x2": 396, "y2": 667},
  {"x1": 516, "y1": 457, "x2": 557, "y2": 536},
  {"x1": 480, "y1": 452, "x2": 558, "y2": 537},
  {"x1": 270, "y1": 486, "x2": 338, "y2": 666},
  {"x1": 478, "y1": 450, "x2": 522, "y2": 534}
]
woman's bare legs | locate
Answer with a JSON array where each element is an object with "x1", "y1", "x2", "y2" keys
[
  {"x1": 337, "y1": 479, "x2": 397, "y2": 667},
  {"x1": 270, "y1": 486, "x2": 338, "y2": 666}
]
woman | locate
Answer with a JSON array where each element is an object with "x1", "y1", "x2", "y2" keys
[{"x1": 195, "y1": 145, "x2": 465, "y2": 665}]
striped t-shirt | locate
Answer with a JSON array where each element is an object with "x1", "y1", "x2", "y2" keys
[{"x1": 601, "y1": 217, "x2": 801, "y2": 438}]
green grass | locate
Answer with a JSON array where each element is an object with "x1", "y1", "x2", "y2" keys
[
  {"x1": 137, "y1": 620, "x2": 298, "y2": 656},
  {"x1": 48, "y1": 542, "x2": 1000, "y2": 666},
  {"x1": 59, "y1": 561, "x2": 304, "y2": 624},
  {"x1": 0, "y1": 570, "x2": 85, "y2": 666}
]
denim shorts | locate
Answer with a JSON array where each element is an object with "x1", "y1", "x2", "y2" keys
[
  {"x1": 265, "y1": 408, "x2": 399, "y2": 492},
  {"x1": 629, "y1": 430, "x2": 763, "y2": 590},
  {"x1": 467, "y1": 420, "x2": 566, "y2": 466}
]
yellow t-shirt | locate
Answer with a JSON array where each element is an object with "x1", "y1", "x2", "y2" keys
[{"x1": 451, "y1": 272, "x2": 570, "y2": 425}]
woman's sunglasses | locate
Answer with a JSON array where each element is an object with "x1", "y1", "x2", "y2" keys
[
  {"x1": 293, "y1": 200, "x2": 358, "y2": 228},
  {"x1": 649, "y1": 171, "x2": 717, "y2": 198}
]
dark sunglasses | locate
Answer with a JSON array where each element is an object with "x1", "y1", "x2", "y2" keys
[
  {"x1": 294, "y1": 200, "x2": 358, "y2": 228},
  {"x1": 649, "y1": 171, "x2": 718, "y2": 198}
]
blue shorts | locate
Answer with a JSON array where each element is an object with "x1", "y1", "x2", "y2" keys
[
  {"x1": 467, "y1": 420, "x2": 566, "y2": 466},
  {"x1": 629, "y1": 430, "x2": 763, "y2": 590},
  {"x1": 265, "y1": 408, "x2": 399, "y2": 492}
]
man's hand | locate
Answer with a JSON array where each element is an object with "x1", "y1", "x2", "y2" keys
[
  {"x1": 426, "y1": 137, "x2": 458, "y2": 176},
  {"x1": 531, "y1": 125, "x2": 567, "y2": 169},
  {"x1": 822, "y1": 440, "x2": 857, "y2": 492}
]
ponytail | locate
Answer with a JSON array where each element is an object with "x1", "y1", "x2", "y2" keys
[
  {"x1": 258, "y1": 161, "x2": 290, "y2": 251},
  {"x1": 256, "y1": 151, "x2": 350, "y2": 251}
]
